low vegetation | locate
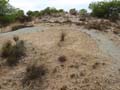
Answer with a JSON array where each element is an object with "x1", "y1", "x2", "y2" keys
[
  {"x1": 58, "y1": 55, "x2": 67, "y2": 63},
  {"x1": 0, "y1": 0, "x2": 119, "y2": 28},
  {"x1": 1, "y1": 40, "x2": 12, "y2": 58},
  {"x1": 60, "y1": 32, "x2": 66, "y2": 42},
  {"x1": 0, "y1": 0, "x2": 29, "y2": 27},
  {"x1": 22, "y1": 64, "x2": 47, "y2": 87},
  {"x1": 89, "y1": 0, "x2": 120, "y2": 21},
  {"x1": 27, "y1": 7, "x2": 65, "y2": 18},
  {"x1": 79, "y1": 9, "x2": 87, "y2": 16},
  {"x1": 1, "y1": 36, "x2": 25, "y2": 66}
]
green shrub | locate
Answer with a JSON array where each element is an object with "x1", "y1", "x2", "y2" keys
[
  {"x1": 89, "y1": 0, "x2": 120, "y2": 20},
  {"x1": 27, "y1": 10, "x2": 40, "y2": 17},
  {"x1": 79, "y1": 9, "x2": 87, "y2": 16},
  {"x1": 1, "y1": 37, "x2": 25, "y2": 66},
  {"x1": 0, "y1": 0, "x2": 9, "y2": 16},
  {"x1": 0, "y1": 0, "x2": 25, "y2": 26},
  {"x1": 27, "y1": 7, "x2": 64, "y2": 17},
  {"x1": 7, "y1": 40, "x2": 25, "y2": 66}
]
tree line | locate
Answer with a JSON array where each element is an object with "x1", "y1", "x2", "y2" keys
[{"x1": 0, "y1": 0, "x2": 120, "y2": 26}]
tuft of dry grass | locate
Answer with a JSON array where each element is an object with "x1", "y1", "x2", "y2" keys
[
  {"x1": 60, "y1": 32, "x2": 66, "y2": 42},
  {"x1": 92, "y1": 62, "x2": 100, "y2": 69},
  {"x1": 60, "y1": 85, "x2": 67, "y2": 90},
  {"x1": 58, "y1": 55, "x2": 67, "y2": 63}
]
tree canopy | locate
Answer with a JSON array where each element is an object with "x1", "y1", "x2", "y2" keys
[
  {"x1": 89, "y1": 0, "x2": 120, "y2": 20},
  {"x1": 0, "y1": 0, "x2": 25, "y2": 26}
]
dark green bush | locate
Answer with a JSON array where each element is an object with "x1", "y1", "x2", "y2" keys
[{"x1": 89, "y1": 0, "x2": 120, "y2": 20}]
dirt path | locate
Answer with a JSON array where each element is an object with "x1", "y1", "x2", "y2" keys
[
  {"x1": 0, "y1": 27, "x2": 43, "y2": 37},
  {"x1": 82, "y1": 29, "x2": 120, "y2": 62}
]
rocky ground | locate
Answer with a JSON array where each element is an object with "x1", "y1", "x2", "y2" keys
[{"x1": 0, "y1": 17, "x2": 120, "y2": 90}]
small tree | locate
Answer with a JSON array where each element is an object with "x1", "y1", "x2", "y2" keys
[
  {"x1": 27, "y1": 10, "x2": 33, "y2": 17},
  {"x1": 79, "y1": 9, "x2": 87, "y2": 16},
  {"x1": 0, "y1": 0, "x2": 9, "y2": 16},
  {"x1": 89, "y1": 0, "x2": 120, "y2": 20}
]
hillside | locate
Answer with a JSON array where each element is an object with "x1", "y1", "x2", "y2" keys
[{"x1": 0, "y1": 22, "x2": 120, "y2": 90}]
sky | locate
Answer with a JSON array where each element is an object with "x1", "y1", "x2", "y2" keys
[{"x1": 9, "y1": 0, "x2": 103, "y2": 12}]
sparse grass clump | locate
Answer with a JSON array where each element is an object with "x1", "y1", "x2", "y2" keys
[
  {"x1": 0, "y1": 36, "x2": 25, "y2": 66},
  {"x1": 22, "y1": 64, "x2": 47, "y2": 86},
  {"x1": 58, "y1": 32, "x2": 66, "y2": 47},
  {"x1": 58, "y1": 55, "x2": 67, "y2": 63},
  {"x1": 60, "y1": 32, "x2": 66, "y2": 42},
  {"x1": 60, "y1": 85, "x2": 67, "y2": 90},
  {"x1": 92, "y1": 62, "x2": 100, "y2": 69}
]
